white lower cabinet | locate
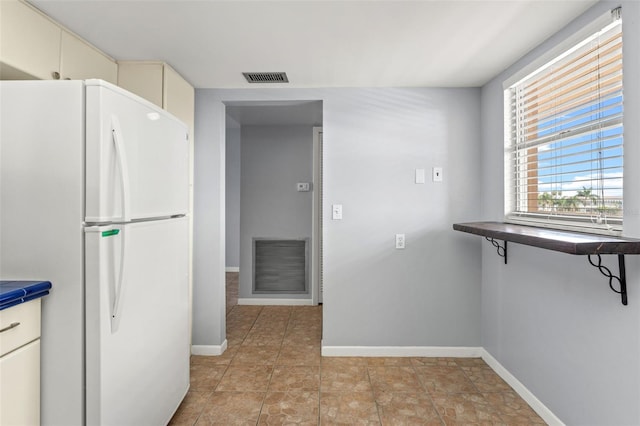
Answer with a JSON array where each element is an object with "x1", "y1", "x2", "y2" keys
[{"x1": 0, "y1": 299, "x2": 42, "y2": 425}]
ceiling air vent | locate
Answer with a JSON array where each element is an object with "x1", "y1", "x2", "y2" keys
[{"x1": 243, "y1": 72, "x2": 289, "y2": 84}]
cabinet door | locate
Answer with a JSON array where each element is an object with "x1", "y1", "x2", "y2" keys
[
  {"x1": 60, "y1": 31, "x2": 117, "y2": 83},
  {"x1": 0, "y1": 340, "x2": 40, "y2": 426},
  {"x1": 0, "y1": 0, "x2": 61, "y2": 80},
  {"x1": 117, "y1": 62, "x2": 164, "y2": 107},
  {"x1": 163, "y1": 65, "x2": 195, "y2": 132}
]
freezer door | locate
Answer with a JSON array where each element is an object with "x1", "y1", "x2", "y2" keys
[
  {"x1": 85, "y1": 80, "x2": 189, "y2": 223},
  {"x1": 85, "y1": 217, "x2": 189, "y2": 426}
]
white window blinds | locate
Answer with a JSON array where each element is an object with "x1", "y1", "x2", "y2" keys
[{"x1": 506, "y1": 9, "x2": 623, "y2": 233}]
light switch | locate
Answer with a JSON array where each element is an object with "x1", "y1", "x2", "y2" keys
[
  {"x1": 332, "y1": 204, "x2": 343, "y2": 220},
  {"x1": 415, "y1": 168, "x2": 426, "y2": 184},
  {"x1": 432, "y1": 167, "x2": 443, "y2": 182}
]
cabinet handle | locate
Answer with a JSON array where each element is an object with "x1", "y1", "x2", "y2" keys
[
  {"x1": 0, "y1": 322, "x2": 21, "y2": 333},
  {"x1": 52, "y1": 71, "x2": 60, "y2": 80}
]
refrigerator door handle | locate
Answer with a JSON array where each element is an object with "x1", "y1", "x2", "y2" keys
[
  {"x1": 110, "y1": 226, "x2": 127, "y2": 333},
  {"x1": 111, "y1": 115, "x2": 131, "y2": 222}
]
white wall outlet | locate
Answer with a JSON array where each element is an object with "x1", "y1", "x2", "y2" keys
[
  {"x1": 432, "y1": 167, "x2": 443, "y2": 182},
  {"x1": 395, "y1": 233, "x2": 405, "y2": 249},
  {"x1": 296, "y1": 182, "x2": 311, "y2": 192},
  {"x1": 332, "y1": 204, "x2": 343, "y2": 220},
  {"x1": 415, "y1": 168, "x2": 426, "y2": 184}
]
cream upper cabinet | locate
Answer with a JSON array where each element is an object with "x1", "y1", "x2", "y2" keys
[
  {"x1": 117, "y1": 61, "x2": 194, "y2": 130},
  {"x1": 60, "y1": 31, "x2": 117, "y2": 83},
  {"x1": 0, "y1": 0, "x2": 117, "y2": 83},
  {"x1": 163, "y1": 65, "x2": 195, "y2": 132},
  {"x1": 117, "y1": 62, "x2": 165, "y2": 108},
  {"x1": 0, "y1": 0, "x2": 61, "y2": 80}
]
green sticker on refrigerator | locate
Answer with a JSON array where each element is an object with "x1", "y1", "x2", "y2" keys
[{"x1": 101, "y1": 229, "x2": 120, "y2": 237}]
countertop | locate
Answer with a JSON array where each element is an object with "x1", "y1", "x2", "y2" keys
[
  {"x1": 0, "y1": 281, "x2": 52, "y2": 310},
  {"x1": 453, "y1": 221, "x2": 640, "y2": 255}
]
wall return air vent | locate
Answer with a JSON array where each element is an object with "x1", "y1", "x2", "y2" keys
[
  {"x1": 253, "y1": 238, "x2": 308, "y2": 294},
  {"x1": 243, "y1": 72, "x2": 289, "y2": 83}
]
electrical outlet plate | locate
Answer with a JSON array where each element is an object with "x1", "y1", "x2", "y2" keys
[{"x1": 395, "y1": 233, "x2": 405, "y2": 249}]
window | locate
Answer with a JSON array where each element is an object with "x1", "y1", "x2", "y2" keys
[{"x1": 505, "y1": 8, "x2": 623, "y2": 234}]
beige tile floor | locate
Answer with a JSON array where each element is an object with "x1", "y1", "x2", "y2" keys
[
  {"x1": 226, "y1": 271, "x2": 238, "y2": 316},
  {"x1": 170, "y1": 274, "x2": 546, "y2": 425}
]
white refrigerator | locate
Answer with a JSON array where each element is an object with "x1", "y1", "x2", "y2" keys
[{"x1": 0, "y1": 80, "x2": 190, "y2": 425}]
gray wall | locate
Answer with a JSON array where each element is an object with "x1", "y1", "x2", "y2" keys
[
  {"x1": 193, "y1": 87, "x2": 482, "y2": 350},
  {"x1": 225, "y1": 126, "x2": 241, "y2": 269},
  {"x1": 193, "y1": 93, "x2": 226, "y2": 347},
  {"x1": 480, "y1": 1, "x2": 640, "y2": 424},
  {"x1": 239, "y1": 125, "x2": 314, "y2": 299}
]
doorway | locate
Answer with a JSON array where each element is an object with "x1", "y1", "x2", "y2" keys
[{"x1": 224, "y1": 101, "x2": 323, "y2": 307}]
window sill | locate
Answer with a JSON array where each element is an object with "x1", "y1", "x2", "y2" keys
[{"x1": 453, "y1": 221, "x2": 640, "y2": 305}]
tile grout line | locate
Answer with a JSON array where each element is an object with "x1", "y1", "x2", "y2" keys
[
  {"x1": 226, "y1": 306, "x2": 263, "y2": 424},
  {"x1": 190, "y1": 304, "x2": 242, "y2": 425},
  {"x1": 251, "y1": 306, "x2": 264, "y2": 426},
  {"x1": 410, "y1": 359, "x2": 446, "y2": 425},
  {"x1": 255, "y1": 307, "x2": 292, "y2": 425},
  {"x1": 366, "y1": 364, "x2": 384, "y2": 425},
  {"x1": 456, "y1": 359, "x2": 509, "y2": 423},
  {"x1": 455, "y1": 359, "x2": 481, "y2": 394}
]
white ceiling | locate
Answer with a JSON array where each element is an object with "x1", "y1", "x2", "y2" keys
[{"x1": 30, "y1": 0, "x2": 597, "y2": 89}]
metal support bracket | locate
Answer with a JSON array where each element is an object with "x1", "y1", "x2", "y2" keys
[
  {"x1": 587, "y1": 254, "x2": 627, "y2": 305},
  {"x1": 485, "y1": 237, "x2": 507, "y2": 264}
]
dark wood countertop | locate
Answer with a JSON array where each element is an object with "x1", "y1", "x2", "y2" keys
[{"x1": 453, "y1": 221, "x2": 640, "y2": 255}]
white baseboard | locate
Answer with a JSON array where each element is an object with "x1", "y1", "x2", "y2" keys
[
  {"x1": 191, "y1": 339, "x2": 228, "y2": 356},
  {"x1": 481, "y1": 349, "x2": 564, "y2": 426},
  {"x1": 225, "y1": 267, "x2": 239, "y2": 272},
  {"x1": 238, "y1": 298, "x2": 313, "y2": 306},
  {"x1": 320, "y1": 344, "x2": 483, "y2": 358}
]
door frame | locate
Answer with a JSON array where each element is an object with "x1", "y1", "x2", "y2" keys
[{"x1": 312, "y1": 126, "x2": 323, "y2": 305}]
